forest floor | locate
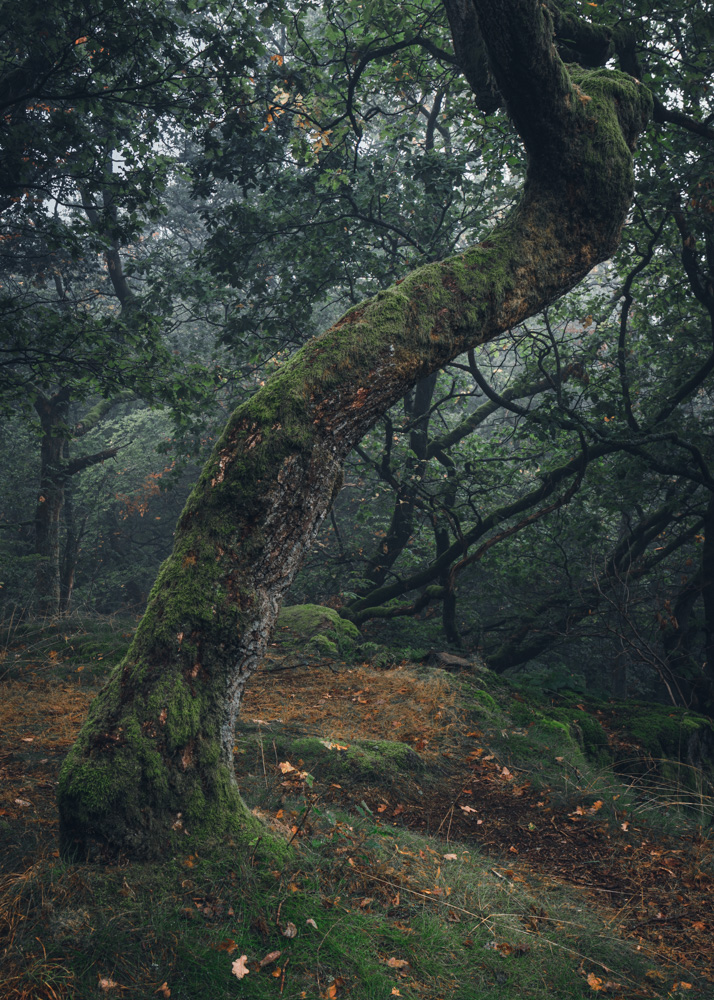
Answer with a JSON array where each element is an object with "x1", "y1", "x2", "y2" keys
[{"x1": 1, "y1": 624, "x2": 713, "y2": 999}]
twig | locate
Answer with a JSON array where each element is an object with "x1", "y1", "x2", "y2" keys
[
  {"x1": 258, "y1": 725, "x2": 267, "y2": 788},
  {"x1": 287, "y1": 800, "x2": 315, "y2": 846}
]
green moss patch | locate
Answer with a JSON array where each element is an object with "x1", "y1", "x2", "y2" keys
[{"x1": 272, "y1": 604, "x2": 361, "y2": 658}]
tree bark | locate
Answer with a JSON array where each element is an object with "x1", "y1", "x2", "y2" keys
[
  {"x1": 34, "y1": 388, "x2": 71, "y2": 616},
  {"x1": 58, "y1": 0, "x2": 652, "y2": 858},
  {"x1": 33, "y1": 389, "x2": 124, "y2": 616}
]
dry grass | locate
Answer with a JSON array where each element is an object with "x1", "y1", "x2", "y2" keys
[
  {"x1": 242, "y1": 660, "x2": 461, "y2": 752},
  {"x1": 0, "y1": 679, "x2": 94, "y2": 752}
]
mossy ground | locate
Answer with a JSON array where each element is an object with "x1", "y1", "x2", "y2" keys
[{"x1": 1, "y1": 618, "x2": 713, "y2": 998}]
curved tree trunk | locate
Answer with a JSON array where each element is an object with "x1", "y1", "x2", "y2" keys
[{"x1": 58, "y1": 0, "x2": 651, "y2": 858}]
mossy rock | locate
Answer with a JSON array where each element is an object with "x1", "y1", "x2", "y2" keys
[
  {"x1": 472, "y1": 689, "x2": 498, "y2": 712},
  {"x1": 541, "y1": 706, "x2": 611, "y2": 761},
  {"x1": 272, "y1": 604, "x2": 361, "y2": 659},
  {"x1": 607, "y1": 702, "x2": 714, "y2": 782}
]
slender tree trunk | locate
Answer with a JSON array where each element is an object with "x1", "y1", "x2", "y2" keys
[
  {"x1": 60, "y1": 477, "x2": 82, "y2": 615},
  {"x1": 362, "y1": 373, "x2": 438, "y2": 590},
  {"x1": 34, "y1": 390, "x2": 70, "y2": 616},
  {"x1": 58, "y1": 0, "x2": 652, "y2": 858},
  {"x1": 697, "y1": 495, "x2": 714, "y2": 711}
]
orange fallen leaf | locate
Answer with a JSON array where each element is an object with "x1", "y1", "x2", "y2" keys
[
  {"x1": 155, "y1": 984, "x2": 171, "y2": 997},
  {"x1": 216, "y1": 938, "x2": 237, "y2": 953},
  {"x1": 386, "y1": 958, "x2": 409, "y2": 969},
  {"x1": 278, "y1": 761, "x2": 296, "y2": 774},
  {"x1": 259, "y1": 950, "x2": 281, "y2": 967},
  {"x1": 587, "y1": 972, "x2": 603, "y2": 991}
]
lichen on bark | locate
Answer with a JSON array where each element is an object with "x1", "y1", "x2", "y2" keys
[{"x1": 58, "y1": 0, "x2": 652, "y2": 859}]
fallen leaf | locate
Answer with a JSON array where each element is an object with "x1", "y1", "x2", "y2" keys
[
  {"x1": 21, "y1": 737, "x2": 34, "y2": 742},
  {"x1": 386, "y1": 958, "x2": 409, "y2": 969},
  {"x1": 377, "y1": 804, "x2": 388, "y2": 813},
  {"x1": 359, "y1": 897, "x2": 374, "y2": 908},
  {"x1": 216, "y1": 938, "x2": 237, "y2": 953},
  {"x1": 278, "y1": 761, "x2": 296, "y2": 774},
  {"x1": 587, "y1": 972, "x2": 603, "y2": 991},
  {"x1": 14, "y1": 798, "x2": 31, "y2": 807},
  {"x1": 691, "y1": 921, "x2": 706, "y2": 931},
  {"x1": 231, "y1": 956, "x2": 250, "y2": 980},
  {"x1": 621, "y1": 821, "x2": 629, "y2": 832},
  {"x1": 282, "y1": 922, "x2": 297, "y2": 938},
  {"x1": 391, "y1": 990, "x2": 401, "y2": 996},
  {"x1": 306, "y1": 918, "x2": 318, "y2": 929},
  {"x1": 155, "y1": 984, "x2": 171, "y2": 997},
  {"x1": 259, "y1": 950, "x2": 281, "y2": 967},
  {"x1": 98, "y1": 979, "x2": 119, "y2": 991},
  {"x1": 326, "y1": 985, "x2": 337, "y2": 999},
  {"x1": 460, "y1": 804, "x2": 477, "y2": 814},
  {"x1": 443, "y1": 853, "x2": 458, "y2": 861}
]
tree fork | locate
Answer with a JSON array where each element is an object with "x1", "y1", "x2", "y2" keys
[{"x1": 58, "y1": 0, "x2": 651, "y2": 858}]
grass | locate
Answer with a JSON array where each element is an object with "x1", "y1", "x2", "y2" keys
[
  {"x1": 1, "y1": 616, "x2": 713, "y2": 999},
  {"x1": 2, "y1": 818, "x2": 661, "y2": 1000}
]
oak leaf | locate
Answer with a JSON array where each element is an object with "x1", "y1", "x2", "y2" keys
[
  {"x1": 282, "y1": 921, "x2": 297, "y2": 938},
  {"x1": 231, "y1": 956, "x2": 250, "y2": 980}
]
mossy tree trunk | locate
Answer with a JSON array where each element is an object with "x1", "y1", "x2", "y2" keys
[{"x1": 58, "y1": 0, "x2": 651, "y2": 858}]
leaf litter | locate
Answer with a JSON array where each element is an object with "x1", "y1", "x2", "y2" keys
[{"x1": 0, "y1": 649, "x2": 713, "y2": 997}]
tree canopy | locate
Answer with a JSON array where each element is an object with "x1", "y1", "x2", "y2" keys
[{"x1": 0, "y1": 0, "x2": 712, "y2": 858}]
